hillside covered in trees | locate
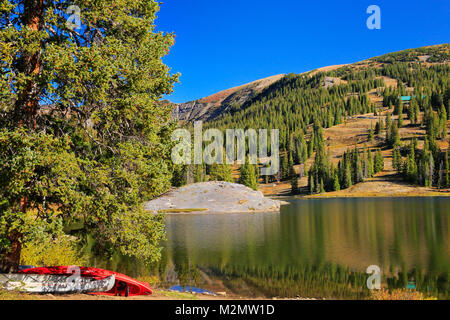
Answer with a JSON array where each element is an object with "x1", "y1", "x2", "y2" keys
[{"x1": 174, "y1": 44, "x2": 449, "y2": 196}]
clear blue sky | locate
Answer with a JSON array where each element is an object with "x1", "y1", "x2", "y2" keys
[{"x1": 156, "y1": 0, "x2": 449, "y2": 103}]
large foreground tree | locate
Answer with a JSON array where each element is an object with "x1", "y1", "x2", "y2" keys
[{"x1": 0, "y1": 0, "x2": 178, "y2": 272}]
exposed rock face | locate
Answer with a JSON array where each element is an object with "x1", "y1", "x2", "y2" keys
[
  {"x1": 145, "y1": 181, "x2": 282, "y2": 213},
  {"x1": 171, "y1": 74, "x2": 285, "y2": 122}
]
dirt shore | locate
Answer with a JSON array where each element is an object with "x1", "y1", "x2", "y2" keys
[{"x1": 0, "y1": 289, "x2": 308, "y2": 300}]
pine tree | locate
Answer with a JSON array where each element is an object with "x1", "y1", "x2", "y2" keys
[
  {"x1": 344, "y1": 160, "x2": 353, "y2": 189},
  {"x1": 290, "y1": 165, "x2": 298, "y2": 194},
  {"x1": 438, "y1": 161, "x2": 444, "y2": 189},
  {"x1": 367, "y1": 148, "x2": 374, "y2": 177},
  {"x1": 414, "y1": 100, "x2": 420, "y2": 123},
  {"x1": 0, "y1": 0, "x2": 178, "y2": 271},
  {"x1": 194, "y1": 164, "x2": 206, "y2": 182},
  {"x1": 281, "y1": 152, "x2": 289, "y2": 180},
  {"x1": 319, "y1": 179, "x2": 325, "y2": 193},
  {"x1": 428, "y1": 152, "x2": 434, "y2": 187},
  {"x1": 239, "y1": 163, "x2": 258, "y2": 191},
  {"x1": 393, "y1": 147, "x2": 402, "y2": 173},
  {"x1": 309, "y1": 174, "x2": 315, "y2": 194},
  {"x1": 397, "y1": 103, "x2": 404, "y2": 127},
  {"x1": 445, "y1": 149, "x2": 449, "y2": 188},
  {"x1": 388, "y1": 121, "x2": 400, "y2": 148},
  {"x1": 375, "y1": 121, "x2": 381, "y2": 135},
  {"x1": 404, "y1": 141, "x2": 418, "y2": 183},
  {"x1": 209, "y1": 163, "x2": 234, "y2": 182},
  {"x1": 374, "y1": 149, "x2": 384, "y2": 173},
  {"x1": 439, "y1": 104, "x2": 447, "y2": 140},
  {"x1": 368, "y1": 123, "x2": 374, "y2": 142},
  {"x1": 385, "y1": 112, "x2": 392, "y2": 141},
  {"x1": 333, "y1": 173, "x2": 341, "y2": 191}
]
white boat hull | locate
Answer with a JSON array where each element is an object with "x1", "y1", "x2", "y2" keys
[{"x1": 0, "y1": 274, "x2": 115, "y2": 294}]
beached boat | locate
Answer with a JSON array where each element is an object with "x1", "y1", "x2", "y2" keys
[
  {"x1": 19, "y1": 266, "x2": 152, "y2": 296},
  {"x1": 0, "y1": 273, "x2": 115, "y2": 294}
]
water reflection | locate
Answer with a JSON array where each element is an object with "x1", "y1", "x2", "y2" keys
[
  {"x1": 159, "y1": 198, "x2": 449, "y2": 298},
  {"x1": 87, "y1": 197, "x2": 450, "y2": 299}
]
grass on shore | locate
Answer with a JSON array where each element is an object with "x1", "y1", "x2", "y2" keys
[
  {"x1": 0, "y1": 289, "x2": 200, "y2": 300},
  {"x1": 0, "y1": 290, "x2": 40, "y2": 300},
  {"x1": 305, "y1": 191, "x2": 450, "y2": 198},
  {"x1": 1, "y1": 288, "x2": 438, "y2": 300},
  {"x1": 157, "y1": 208, "x2": 208, "y2": 213},
  {"x1": 158, "y1": 290, "x2": 199, "y2": 300}
]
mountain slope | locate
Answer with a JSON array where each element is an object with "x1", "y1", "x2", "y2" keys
[
  {"x1": 172, "y1": 44, "x2": 449, "y2": 127},
  {"x1": 170, "y1": 44, "x2": 449, "y2": 197},
  {"x1": 171, "y1": 74, "x2": 285, "y2": 122}
]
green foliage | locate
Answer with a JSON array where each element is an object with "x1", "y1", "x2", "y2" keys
[
  {"x1": 238, "y1": 163, "x2": 258, "y2": 191},
  {"x1": 333, "y1": 173, "x2": 340, "y2": 191},
  {"x1": 374, "y1": 149, "x2": 385, "y2": 173},
  {"x1": 171, "y1": 165, "x2": 187, "y2": 187},
  {"x1": 281, "y1": 152, "x2": 290, "y2": 180},
  {"x1": 290, "y1": 165, "x2": 298, "y2": 194},
  {"x1": 209, "y1": 163, "x2": 234, "y2": 182},
  {"x1": 368, "y1": 123, "x2": 374, "y2": 142},
  {"x1": 205, "y1": 69, "x2": 383, "y2": 151},
  {"x1": 306, "y1": 125, "x2": 380, "y2": 194},
  {"x1": 387, "y1": 121, "x2": 401, "y2": 148},
  {"x1": 21, "y1": 234, "x2": 87, "y2": 267},
  {"x1": 0, "y1": 0, "x2": 178, "y2": 270},
  {"x1": 397, "y1": 103, "x2": 404, "y2": 127},
  {"x1": 372, "y1": 44, "x2": 449, "y2": 64}
]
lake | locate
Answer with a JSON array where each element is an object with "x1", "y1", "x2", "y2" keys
[{"x1": 90, "y1": 197, "x2": 450, "y2": 299}]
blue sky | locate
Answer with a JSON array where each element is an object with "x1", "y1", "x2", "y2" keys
[{"x1": 156, "y1": 0, "x2": 449, "y2": 103}]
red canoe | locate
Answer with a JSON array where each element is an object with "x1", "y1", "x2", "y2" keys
[{"x1": 19, "y1": 266, "x2": 152, "y2": 296}]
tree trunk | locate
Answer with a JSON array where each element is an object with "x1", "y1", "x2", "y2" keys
[
  {"x1": 1, "y1": 0, "x2": 43, "y2": 273},
  {"x1": 0, "y1": 197, "x2": 28, "y2": 273},
  {"x1": 13, "y1": 0, "x2": 44, "y2": 130},
  {"x1": 0, "y1": 231, "x2": 22, "y2": 273}
]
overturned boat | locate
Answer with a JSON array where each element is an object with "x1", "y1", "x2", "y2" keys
[
  {"x1": 0, "y1": 273, "x2": 115, "y2": 294},
  {"x1": 19, "y1": 266, "x2": 152, "y2": 297}
]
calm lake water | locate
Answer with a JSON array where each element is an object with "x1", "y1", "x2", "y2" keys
[{"x1": 90, "y1": 197, "x2": 450, "y2": 299}]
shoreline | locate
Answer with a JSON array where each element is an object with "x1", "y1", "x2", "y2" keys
[{"x1": 0, "y1": 289, "x2": 318, "y2": 301}]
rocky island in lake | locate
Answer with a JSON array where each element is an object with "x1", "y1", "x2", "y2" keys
[{"x1": 145, "y1": 181, "x2": 283, "y2": 213}]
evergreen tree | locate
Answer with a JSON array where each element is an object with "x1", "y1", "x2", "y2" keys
[
  {"x1": 239, "y1": 163, "x2": 258, "y2": 191},
  {"x1": 393, "y1": 147, "x2": 403, "y2": 173},
  {"x1": 439, "y1": 104, "x2": 447, "y2": 140},
  {"x1": 397, "y1": 103, "x2": 404, "y2": 127},
  {"x1": 333, "y1": 173, "x2": 341, "y2": 191},
  {"x1": 281, "y1": 153, "x2": 289, "y2": 180},
  {"x1": 344, "y1": 160, "x2": 353, "y2": 189},
  {"x1": 194, "y1": 164, "x2": 206, "y2": 182},
  {"x1": 172, "y1": 165, "x2": 187, "y2": 187},
  {"x1": 388, "y1": 121, "x2": 401, "y2": 148},
  {"x1": 290, "y1": 165, "x2": 299, "y2": 194},
  {"x1": 368, "y1": 123, "x2": 374, "y2": 142},
  {"x1": 209, "y1": 163, "x2": 234, "y2": 182},
  {"x1": 319, "y1": 179, "x2": 325, "y2": 193},
  {"x1": 404, "y1": 141, "x2": 418, "y2": 183},
  {"x1": 309, "y1": 174, "x2": 315, "y2": 195},
  {"x1": 437, "y1": 161, "x2": 444, "y2": 189},
  {"x1": 374, "y1": 149, "x2": 384, "y2": 173},
  {"x1": 445, "y1": 149, "x2": 449, "y2": 188},
  {"x1": 386, "y1": 112, "x2": 392, "y2": 131},
  {"x1": 375, "y1": 121, "x2": 381, "y2": 135},
  {"x1": 0, "y1": 0, "x2": 177, "y2": 271},
  {"x1": 367, "y1": 148, "x2": 374, "y2": 178}
]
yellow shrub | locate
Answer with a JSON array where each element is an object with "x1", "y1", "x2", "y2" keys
[
  {"x1": 137, "y1": 275, "x2": 160, "y2": 286},
  {"x1": 370, "y1": 288, "x2": 436, "y2": 300},
  {"x1": 20, "y1": 235, "x2": 87, "y2": 267}
]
